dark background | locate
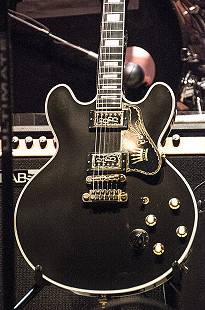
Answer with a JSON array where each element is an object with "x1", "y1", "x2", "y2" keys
[{"x1": 11, "y1": 0, "x2": 183, "y2": 113}]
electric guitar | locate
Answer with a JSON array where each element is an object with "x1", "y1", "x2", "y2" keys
[{"x1": 15, "y1": 0, "x2": 198, "y2": 296}]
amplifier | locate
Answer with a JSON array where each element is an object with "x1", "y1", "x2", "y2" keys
[
  {"x1": 0, "y1": 121, "x2": 205, "y2": 309},
  {"x1": 0, "y1": 154, "x2": 204, "y2": 309}
]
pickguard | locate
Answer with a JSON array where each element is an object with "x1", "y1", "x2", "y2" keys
[{"x1": 122, "y1": 104, "x2": 162, "y2": 175}]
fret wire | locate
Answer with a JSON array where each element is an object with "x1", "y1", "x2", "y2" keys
[
  {"x1": 98, "y1": 83, "x2": 121, "y2": 86},
  {"x1": 102, "y1": 29, "x2": 124, "y2": 32}
]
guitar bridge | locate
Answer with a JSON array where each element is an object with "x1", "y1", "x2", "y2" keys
[{"x1": 82, "y1": 189, "x2": 128, "y2": 203}]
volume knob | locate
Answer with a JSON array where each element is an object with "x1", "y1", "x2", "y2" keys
[{"x1": 130, "y1": 229, "x2": 149, "y2": 250}]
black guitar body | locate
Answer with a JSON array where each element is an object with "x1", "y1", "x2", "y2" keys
[{"x1": 15, "y1": 83, "x2": 198, "y2": 295}]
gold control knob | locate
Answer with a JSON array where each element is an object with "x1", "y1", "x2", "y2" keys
[
  {"x1": 169, "y1": 198, "x2": 180, "y2": 210},
  {"x1": 153, "y1": 243, "x2": 164, "y2": 255},
  {"x1": 176, "y1": 226, "x2": 188, "y2": 238},
  {"x1": 145, "y1": 214, "x2": 157, "y2": 226}
]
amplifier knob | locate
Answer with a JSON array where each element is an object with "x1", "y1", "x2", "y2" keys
[
  {"x1": 172, "y1": 134, "x2": 180, "y2": 147},
  {"x1": 53, "y1": 137, "x2": 57, "y2": 148},
  {"x1": 39, "y1": 136, "x2": 47, "y2": 149},
  {"x1": 25, "y1": 136, "x2": 33, "y2": 149},
  {"x1": 12, "y1": 136, "x2": 19, "y2": 149}
]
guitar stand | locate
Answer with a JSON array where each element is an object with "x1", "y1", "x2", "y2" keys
[
  {"x1": 14, "y1": 265, "x2": 48, "y2": 310},
  {"x1": 14, "y1": 263, "x2": 183, "y2": 310},
  {"x1": 163, "y1": 261, "x2": 183, "y2": 310}
]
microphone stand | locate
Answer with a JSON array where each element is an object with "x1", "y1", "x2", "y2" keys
[
  {"x1": 8, "y1": 9, "x2": 98, "y2": 61},
  {"x1": 0, "y1": 1, "x2": 15, "y2": 310}
]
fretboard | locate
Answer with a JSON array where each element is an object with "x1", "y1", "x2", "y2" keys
[{"x1": 96, "y1": 0, "x2": 126, "y2": 110}]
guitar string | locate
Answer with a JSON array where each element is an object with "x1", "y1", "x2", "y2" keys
[
  {"x1": 105, "y1": 0, "x2": 116, "y2": 192},
  {"x1": 102, "y1": 0, "x2": 125, "y2": 193},
  {"x1": 101, "y1": 0, "x2": 107, "y2": 191},
  {"x1": 95, "y1": 0, "x2": 108, "y2": 192},
  {"x1": 105, "y1": 1, "x2": 111, "y2": 191},
  {"x1": 93, "y1": 0, "x2": 125, "y2": 193}
]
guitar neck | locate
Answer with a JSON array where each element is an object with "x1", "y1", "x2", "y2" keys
[{"x1": 96, "y1": 0, "x2": 126, "y2": 110}]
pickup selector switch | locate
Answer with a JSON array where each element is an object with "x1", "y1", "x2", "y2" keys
[
  {"x1": 25, "y1": 136, "x2": 33, "y2": 149},
  {"x1": 141, "y1": 196, "x2": 149, "y2": 205},
  {"x1": 130, "y1": 229, "x2": 149, "y2": 250},
  {"x1": 39, "y1": 136, "x2": 47, "y2": 149}
]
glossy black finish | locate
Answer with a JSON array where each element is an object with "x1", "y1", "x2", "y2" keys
[{"x1": 15, "y1": 84, "x2": 197, "y2": 294}]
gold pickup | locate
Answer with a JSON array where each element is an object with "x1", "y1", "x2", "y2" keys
[{"x1": 89, "y1": 109, "x2": 129, "y2": 129}]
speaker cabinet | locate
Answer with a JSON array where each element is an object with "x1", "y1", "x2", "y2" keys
[{"x1": 1, "y1": 154, "x2": 205, "y2": 309}]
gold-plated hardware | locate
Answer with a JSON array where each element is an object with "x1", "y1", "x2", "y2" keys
[
  {"x1": 98, "y1": 294, "x2": 108, "y2": 309},
  {"x1": 86, "y1": 174, "x2": 126, "y2": 184},
  {"x1": 82, "y1": 189, "x2": 128, "y2": 203},
  {"x1": 176, "y1": 226, "x2": 188, "y2": 238},
  {"x1": 82, "y1": 193, "x2": 90, "y2": 202},
  {"x1": 169, "y1": 198, "x2": 180, "y2": 210},
  {"x1": 145, "y1": 214, "x2": 157, "y2": 226},
  {"x1": 153, "y1": 243, "x2": 164, "y2": 255},
  {"x1": 141, "y1": 196, "x2": 149, "y2": 205},
  {"x1": 161, "y1": 152, "x2": 166, "y2": 160}
]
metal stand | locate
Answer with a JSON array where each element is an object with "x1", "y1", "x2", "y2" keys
[
  {"x1": 95, "y1": 262, "x2": 183, "y2": 309},
  {"x1": 163, "y1": 261, "x2": 184, "y2": 310},
  {"x1": 14, "y1": 266, "x2": 48, "y2": 310}
]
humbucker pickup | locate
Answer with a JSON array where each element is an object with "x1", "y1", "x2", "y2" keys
[
  {"x1": 87, "y1": 152, "x2": 127, "y2": 172},
  {"x1": 89, "y1": 109, "x2": 129, "y2": 129}
]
